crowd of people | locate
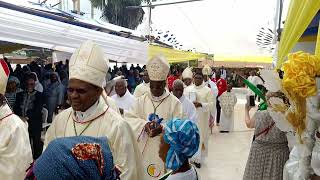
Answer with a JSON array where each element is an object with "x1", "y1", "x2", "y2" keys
[{"x1": 1, "y1": 39, "x2": 309, "y2": 180}]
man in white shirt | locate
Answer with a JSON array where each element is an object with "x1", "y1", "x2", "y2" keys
[
  {"x1": 220, "y1": 66, "x2": 227, "y2": 79},
  {"x1": 112, "y1": 78, "x2": 136, "y2": 115},
  {"x1": 172, "y1": 79, "x2": 198, "y2": 123},
  {"x1": 247, "y1": 70, "x2": 259, "y2": 95}
]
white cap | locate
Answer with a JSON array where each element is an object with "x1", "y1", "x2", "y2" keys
[
  {"x1": 69, "y1": 40, "x2": 109, "y2": 88},
  {"x1": 146, "y1": 55, "x2": 170, "y2": 81},
  {"x1": 182, "y1": 67, "x2": 193, "y2": 79}
]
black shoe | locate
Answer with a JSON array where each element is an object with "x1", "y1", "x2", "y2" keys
[{"x1": 194, "y1": 162, "x2": 201, "y2": 168}]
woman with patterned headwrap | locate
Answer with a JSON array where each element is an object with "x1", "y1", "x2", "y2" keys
[
  {"x1": 159, "y1": 118, "x2": 200, "y2": 180},
  {"x1": 26, "y1": 136, "x2": 120, "y2": 180}
]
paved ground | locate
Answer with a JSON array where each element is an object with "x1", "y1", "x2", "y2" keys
[{"x1": 198, "y1": 88, "x2": 255, "y2": 180}]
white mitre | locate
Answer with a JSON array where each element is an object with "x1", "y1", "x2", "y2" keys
[
  {"x1": 69, "y1": 40, "x2": 109, "y2": 88},
  {"x1": 147, "y1": 55, "x2": 170, "y2": 81},
  {"x1": 202, "y1": 65, "x2": 212, "y2": 76},
  {"x1": 182, "y1": 67, "x2": 193, "y2": 79},
  {"x1": 0, "y1": 58, "x2": 9, "y2": 95}
]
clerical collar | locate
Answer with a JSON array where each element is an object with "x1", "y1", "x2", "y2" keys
[
  {"x1": 75, "y1": 100, "x2": 99, "y2": 122},
  {"x1": 149, "y1": 90, "x2": 170, "y2": 102}
]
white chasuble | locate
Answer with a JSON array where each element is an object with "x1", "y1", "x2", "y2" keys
[
  {"x1": 218, "y1": 92, "x2": 237, "y2": 132},
  {"x1": 44, "y1": 97, "x2": 145, "y2": 180},
  {"x1": 0, "y1": 104, "x2": 32, "y2": 180},
  {"x1": 124, "y1": 90, "x2": 183, "y2": 179}
]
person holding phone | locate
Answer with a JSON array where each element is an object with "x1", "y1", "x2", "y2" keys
[{"x1": 243, "y1": 91, "x2": 289, "y2": 180}]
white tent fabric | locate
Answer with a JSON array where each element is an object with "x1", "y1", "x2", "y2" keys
[{"x1": 0, "y1": 7, "x2": 148, "y2": 64}]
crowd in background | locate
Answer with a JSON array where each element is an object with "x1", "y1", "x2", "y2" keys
[{"x1": 2, "y1": 56, "x2": 264, "y2": 160}]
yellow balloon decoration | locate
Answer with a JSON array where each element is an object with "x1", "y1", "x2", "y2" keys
[{"x1": 282, "y1": 51, "x2": 320, "y2": 140}]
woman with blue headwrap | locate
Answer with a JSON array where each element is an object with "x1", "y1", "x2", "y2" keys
[
  {"x1": 25, "y1": 136, "x2": 120, "y2": 180},
  {"x1": 159, "y1": 118, "x2": 200, "y2": 180}
]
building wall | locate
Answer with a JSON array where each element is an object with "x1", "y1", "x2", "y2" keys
[{"x1": 291, "y1": 41, "x2": 316, "y2": 54}]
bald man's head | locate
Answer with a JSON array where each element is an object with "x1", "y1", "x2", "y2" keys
[
  {"x1": 172, "y1": 79, "x2": 184, "y2": 99},
  {"x1": 115, "y1": 79, "x2": 127, "y2": 97}
]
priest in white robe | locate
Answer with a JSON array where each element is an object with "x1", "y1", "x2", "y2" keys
[
  {"x1": 0, "y1": 59, "x2": 33, "y2": 180},
  {"x1": 111, "y1": 78, "x2": 136, "y2": 115},
  {"x1": 172, "y1": 79, "x2": 198, "y2": 123},
  {"x1": 124, "y1": 55, "x2": 183, "y2": 179},
  {"x1": 134, "y1": 70, "x2": 150, "y2": 98},
  {"x1": 202, "y1": 65, "x2": 218, "y2": 131},
  {"x1": 185, "y1": 71, "x2": 215, "y2": 168},
  {"x1": 44, "y1": 40, "x2": 145, "y2": 180},
  {"x1": 182, "y1": 67, "x2": 193, "y2": 87},
  {"x1": 218, "y1": 84, "x2": 237, "y2": 132}
]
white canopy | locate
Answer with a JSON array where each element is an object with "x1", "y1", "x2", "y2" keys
[{"x1": 0, "y1": 6, "x2": 148, "y2": 64}]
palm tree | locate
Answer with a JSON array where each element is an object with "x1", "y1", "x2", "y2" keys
[{"x1": 90, "y1": 0, "x2": 155, "y2": 29}]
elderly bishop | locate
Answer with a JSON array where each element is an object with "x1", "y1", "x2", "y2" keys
[
  {"x1": 44, "y1": 41, "x2": 144, "y2": 180},
  {"x1": 125, "y1": 55, "x2": 183, "y2": 179}
]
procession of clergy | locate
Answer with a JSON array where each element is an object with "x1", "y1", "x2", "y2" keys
[{"x1": 0, "y1": 40, "x2": 237, "y2": 180}]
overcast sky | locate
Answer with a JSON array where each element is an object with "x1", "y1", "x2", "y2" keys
[
  {"x1": 10, "y1": 0, "x2": 290, "y2": 57},
  {"x1": 137, "y1": 0, "x2": 290, "y2": 56}
]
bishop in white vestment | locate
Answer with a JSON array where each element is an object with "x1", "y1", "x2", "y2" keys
[
  {"x1": 125, "y1": 56, "x2": 183, "y2": 179},
  {"x1": 44, "y1": 41, "x2": 144, "y2": 180},
  {"x1": 0, "y1": 59, "x2": 33, "y2": 180}
]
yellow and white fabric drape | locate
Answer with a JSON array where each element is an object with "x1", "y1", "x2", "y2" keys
[{"x1": 277, "y1": 0, "x2": 320, "y2": 69}]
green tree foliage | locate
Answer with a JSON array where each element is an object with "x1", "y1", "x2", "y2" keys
[{"x1": 90, "y1": 0, "x2": 155, "y2": 29}]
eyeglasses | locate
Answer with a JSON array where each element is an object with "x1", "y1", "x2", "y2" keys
[{"x1": 67, "y1": 88, "x2": 88, "y2": 94}]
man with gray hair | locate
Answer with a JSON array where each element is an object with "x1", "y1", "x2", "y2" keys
[
  {"x1": 172, "y1": 79, "x2": 198, "y2": 123},
  {"x1": 111, "y1": 77, "x2": 136, "y2": 115}
]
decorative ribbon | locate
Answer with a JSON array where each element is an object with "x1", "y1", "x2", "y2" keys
[
  {"x1": 282, "y1": 51, "x2": 320, "y2": 140},
  {"x1": 242, "y1": 79, "x2": 267, "y2": 110}
]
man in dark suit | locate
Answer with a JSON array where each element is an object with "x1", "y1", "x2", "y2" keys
[{"x1": 14, "y1": 74, "x2": 44, "y2": 159}]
